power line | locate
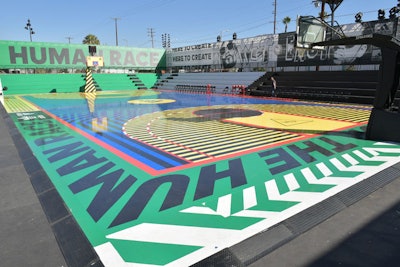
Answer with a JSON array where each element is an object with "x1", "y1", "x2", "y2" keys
[
  {"x1": 148, "y1": 28, "x2": 155, "y2": 48},
  {"x1": 111, "y1": 17, "x2": 121, "y2": 46},
  {"x1": 273, "y1": 0, "x2": 277, "y2": 34}
]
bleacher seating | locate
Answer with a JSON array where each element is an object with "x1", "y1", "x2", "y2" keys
[
  {"x1": 128, "y1": 73, "x2": 160, "y2": 89},
  {"x1": 3, "y1": 71, "x2": 395, "y2": 106},
  {"x1": 92, "y1": 73, "x2": 138, "y2": 91},
  {"x1": 249, "y1": 71, "x2": 384, "y2": 105},
  {"x1": 154, "y1": 72, "x2": 265, "y2": 94},
  {"x1": 0, "y1": 73, "x2": 161, "y2": 94}
]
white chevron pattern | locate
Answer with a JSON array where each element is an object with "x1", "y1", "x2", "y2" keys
[{"x1": 95, "y1": 143, "x2": 400, "y2": 267}]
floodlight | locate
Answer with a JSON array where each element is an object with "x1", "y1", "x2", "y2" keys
[
  {"x1": 355, "y1": 12, "x2": 363, "y2": 23},
  {"x1": 378, "y1": 9, "x2": 385, "y2": 20},
  {"x1": 389, "y1": 7, "x2": 399, "y2": 19}
]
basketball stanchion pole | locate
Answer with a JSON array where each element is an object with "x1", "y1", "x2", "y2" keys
[{"x1": 85, "y1": 46, "x2": 108, "y2": 133}]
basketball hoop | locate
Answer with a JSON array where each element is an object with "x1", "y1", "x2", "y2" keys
[{"x1": 296, "y1": 16, "x2": 327, "y2": 50}]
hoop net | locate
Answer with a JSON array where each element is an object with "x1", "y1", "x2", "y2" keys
[{"x1": 296, "y1": 48, "x2": 307, "y2": 58}]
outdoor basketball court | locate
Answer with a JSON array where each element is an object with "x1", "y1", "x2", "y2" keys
[{"x1": 2, "y1": 89, "x2": 400, "y2": 266}]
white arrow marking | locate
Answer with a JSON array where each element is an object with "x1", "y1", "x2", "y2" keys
[
  {"x1": 356, "y1": 147, "x2": 400, "y2": 161},
  {"x1": 180, "y1": 194, "x2": 232, "y2": 217},
  {"x1": 265, "y1": 179, "x2": 320, "y2": 202},
  {"x1": 216, "y1": 194, "x2": 232, "y2": 217},
  {"x1": 107, "y1": 223, "x2": 240, "y2": 247},
  {"x1": 342, "y1": 153, "x2": 359, "y2": 165},
  {"x1": 316, "y1": 162, "x2": 333, "y2": 176},
  {"x1": 95, "y1": 242, "x2": 157, "y2": 267},
  {"x1": 330, "y1": 158, "x2": 373, "y2": 172},
  {"x1": 233, "y1": 209, "x2": 279, "y2": 218},
  {"x1": 180, "y1": 206, "x2": 220, "y2": 216},
  {"x1": 243, "y1": 186, "x2": 257, "y2": 210},
  {"x1": 302, "y1": 166, "x2": 354, "y2": 185},
  {"x1": 284, "y1": 173, "x2": 300, "y2": 191}
]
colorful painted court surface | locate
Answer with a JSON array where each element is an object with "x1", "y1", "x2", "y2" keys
[{"x1": 4, "y1": 90, "x2": 400, "y2": 266}]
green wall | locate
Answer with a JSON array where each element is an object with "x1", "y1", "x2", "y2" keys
[{"x1": 0, "y1": 73, "x2": 161, "y2": 95}]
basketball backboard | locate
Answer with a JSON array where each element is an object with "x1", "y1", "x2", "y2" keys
[
  {"x1": 296, "y1": 16, "x2": 327, "y2": 50},
  {"x1": 86, "y1": 56, "x2": 104, "y2": 67}
]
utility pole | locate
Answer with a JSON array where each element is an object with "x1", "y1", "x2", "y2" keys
[
  {"x1": 112, "y1": 17, "x2": 120, "y2": 46},
  {"x1": 273, "y1": 0, "x2": 277, "y2": 34},
  {"x1": 148, "y1": 28, "x2": 155, "y2": 48},
  {"x1": 66, "y1": 37, "x2": 73, "y2": 44}
]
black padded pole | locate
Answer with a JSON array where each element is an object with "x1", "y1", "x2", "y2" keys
[{"x1": 374, "y1": 47, "x2": 400, "y2": 109}]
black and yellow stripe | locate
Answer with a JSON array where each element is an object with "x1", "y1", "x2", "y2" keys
[{"x1": 84, "y1": 67, "x2": 96, "y2": 93}]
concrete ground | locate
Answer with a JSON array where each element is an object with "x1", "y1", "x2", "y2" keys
[
  {"x1": 0, "y1": 103, "x2": 101, "y2": 267},
  {"x1": 248, "y1": 168, "x2": 400, "y2": 267},
  {"x1": 0, "y1": 103, "x2": 67, "y2": 266}
]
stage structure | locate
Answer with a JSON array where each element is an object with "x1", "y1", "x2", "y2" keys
[{"x1": 296, "y1": 15, "x2": 400, "y2": 142}]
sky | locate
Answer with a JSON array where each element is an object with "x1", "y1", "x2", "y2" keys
[{"x1": 0, "y1": 0, "x2": 397, "y2": 48}]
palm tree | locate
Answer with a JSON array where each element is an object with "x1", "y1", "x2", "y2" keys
[
  {"x1": 82, "y1": 34, "x2": 100, "y2": 45},
  {"x1": 282, "y1": 16, "x2": 291, "y2": 33}
]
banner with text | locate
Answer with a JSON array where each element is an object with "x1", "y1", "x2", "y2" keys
[
  {"x1": 0, "y1": 40, "x2": 166, "y2": 69},
  {"x1": 167, "y1": 19, "x2": 399, "y2": 69},
  {"x1": 166, "y1": 34, "x2": 279, "y2": 70}
]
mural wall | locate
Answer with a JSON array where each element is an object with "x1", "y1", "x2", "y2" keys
[
  {"x1": 167, "y1": 34, "x2": 279, "y2": 71},
  {"x1": 167, "y1": 18, "x2": 400, "y2": 71}
]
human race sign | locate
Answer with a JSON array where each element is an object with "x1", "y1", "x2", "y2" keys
[{"x1": 0, "y1": 40, "x2": 166, "y2": 69}]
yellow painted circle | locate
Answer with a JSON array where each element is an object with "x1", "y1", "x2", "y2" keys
[{"x1": 128, "y1": 99, "x2": 176, "y2": 104}]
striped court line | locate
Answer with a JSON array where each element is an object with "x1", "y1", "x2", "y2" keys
[
  {"x1": 3, "y1": 96, "x2": 40, "y2": 113},
  {"x1": 123, "y1": 103, "x2": 369, "y2": 163},
  {"x1": 125, "y1": 116, "x2": 300, "y2": 162}
]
